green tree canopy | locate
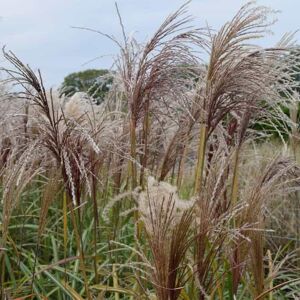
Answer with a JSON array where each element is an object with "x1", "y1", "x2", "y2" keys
[{"x1": 60, "y1": 69, "x2": 113, "y2": 104}]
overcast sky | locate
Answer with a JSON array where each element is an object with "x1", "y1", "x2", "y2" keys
[{"x1": 0, "y1": 0, "x2": 298, "y2": 88}]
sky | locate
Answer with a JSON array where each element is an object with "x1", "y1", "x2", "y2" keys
[{"x1": 0, "y1": 0, "x2": 298, "y2": 88}]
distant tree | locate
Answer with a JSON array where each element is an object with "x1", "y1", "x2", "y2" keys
[
  {"x1": 291, "y1": 47, "x2": 300, "y2": 94},
  {"x1": 60, "y1": 69, "x2": 113, "y2": 104},
  {"x1": 251, "y1": 47, "x2": 300, "y2": 138}
]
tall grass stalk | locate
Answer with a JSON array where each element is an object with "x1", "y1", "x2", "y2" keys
[{"x1": 194, "y1": 124, "x2": 207, "y2": 194}]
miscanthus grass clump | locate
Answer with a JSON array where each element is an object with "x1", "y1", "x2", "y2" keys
[{"x1": 0, "y1": 2, "x2": 300, "y2": 299}]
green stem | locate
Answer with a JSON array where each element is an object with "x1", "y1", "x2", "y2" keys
[
  {"x1": 194, "y1": 124, "x2": 207, "y2": 194},
  {"x1": 129, "y1": 117, "x2": 137, "y2": 189},
  {"x1": 68, "y1": 196, "x2": 91, "y2": 299}
]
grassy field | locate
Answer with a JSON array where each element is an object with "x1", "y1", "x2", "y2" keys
[{"x1": 0, "y1": 2, "x2": 300, "y2": 299}]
